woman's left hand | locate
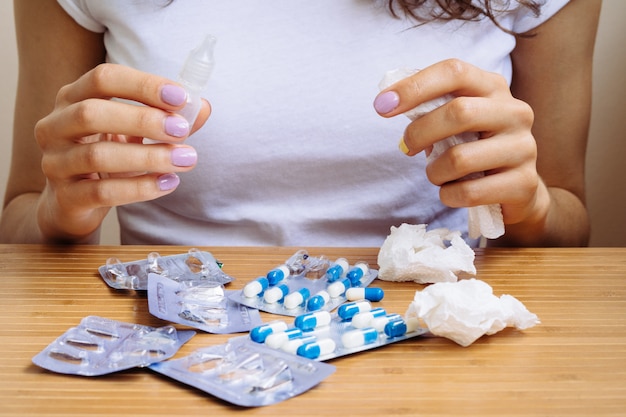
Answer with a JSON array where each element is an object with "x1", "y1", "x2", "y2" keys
[{"x1": 373, "y1": 58, "x2": 547, "y2": 227}]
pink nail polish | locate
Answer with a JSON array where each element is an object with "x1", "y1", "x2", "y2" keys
[
  {"x1": 171, "y1": 147, "x2": 197, "y2": 167},
  {"x1": 374, "y1": 91, "x2": 400, "y2": 114},
  {"x1": 158, "y1": 173, "x2": 180, "y2": 191},
  {"x1": 161, "y1": 84, "x2": 187, "y2": 106},
  {"x1": 164, "y1": 116, "x2": 189, "y2": 138}
]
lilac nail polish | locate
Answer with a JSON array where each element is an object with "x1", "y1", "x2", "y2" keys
[
  {"x1": 171, "y1": 147, "x2": 197, "y2": 167},
  {"x1": 161, "y1": 84, "x2": 187, "y2": 106},
  {"x1": 164, "y1": 116, "x2": 189, "y2": 138},
  {"x1": 374, "y1": 91, "x2": 400, "y2": 114},
  {"x1": 158, "y1": 173, "x2": 180, "y2": 191}
]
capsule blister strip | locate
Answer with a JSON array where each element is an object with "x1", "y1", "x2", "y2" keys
[
  {"x1": 147, "y1": 273, "x2": 263, "y2": 334},
  {"x1": 247, "y1": 300, "x2": 427, "y2": 361},
  {"x1": 98, "y1": 248, "x2": 233, "y2": 290},
  {"x1": 231, "y1": 250, "x2": 379, "y2": 317},
  {"x1": 150, "y1": 336, "x2": 336, "y2": 407},
  {"x1": 32, "y1": 316, "x2": 195, "y2": 376}
]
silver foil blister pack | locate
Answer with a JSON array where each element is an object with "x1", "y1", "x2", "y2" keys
[
  {"x1": 99, "y1": 249, "x2": 233, "y2": 290},
  {"x1": 150, "y1": 336, "x2": 335, "y2": 407},
  {"x1": 247, "y1": 299, "x2": 427, "y2": 361},
  {"x1": 231, "y1": 250, "x2": 379, "y2": 317},
  {"x1": 32, "y1": 316, "x2": 195, "y2": 376},
  {"x1": 148, "y1": 273, "x2": 263, "y2": 334}
]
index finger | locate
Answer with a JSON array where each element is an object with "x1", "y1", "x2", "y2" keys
[
  {"x1": 374, "y1": 59, "x2": 510, "y2": 117},
  {"x1": 58, "y1": 63, "x2": 188, "y2": 112}
]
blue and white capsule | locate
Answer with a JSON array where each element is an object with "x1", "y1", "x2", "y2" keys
[
  {"x1": 405, "y1": 316, "x2": 422, "y2": 334},
  {"x1": 242, "y1": 276, "x2": 269, "y2": 298},
  {"x1": 346, "y1": 262, "x2": 369, "y2": 285},
  {"x1": 264, "y1": 328, "x2": 304, "y2": 349},
  {"x1": 281, "y1": 335, "x2": 317, "y2": 355},
  {"x1": 266, "y1": 265, "x2": 290, "y2": 286},
  {"x1": 384, "y1": 319, "x2": 408, "y2": 338},
  {"x1": 306, "y1": 290, "x2": 330, "y2": 311},
  {"x1": 337, "y1": 300, "x2": 372, "y2": 321},
  {"x1": 284, "y1": 288, "x2": 311, "y2": 310},
  {"x1": 327, "y1": 278, "x2": 351, "y2": 298},
  {"x1": 263, "y1": 284, "x2": 289, "y2": 304},
  {"x1": 341, "y1": 327, "x2": 379, "y2": 349},
  {"x1": 371, "y1": 313, "x2": 403, "y2": 332},
  {"x1": 294, "y1": 310, "x2": 332, "y2": 331},
  {"x1": 250, "y1": 320, "x2": 288, "y2": 343},
  {"x1": 351, "y1": 308, "x2": 387, "y2": 328},
  {"x1": 325, "y1": 258, "x2": 349, "y2": 282},
  {"x1": 297, "y1": 338, "x2": 336, "y2": 360},
  {"x1": 345, "y1": 287, "x2": 385, "y2": 302}
]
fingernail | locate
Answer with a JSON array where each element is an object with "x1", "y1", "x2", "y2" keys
[
  {"x1": 398, "y1": 137, "x2": 410, "y2": 155},
  {"x1": 171, "y1": 147, "x2": 197, "y2": 167},
  {"x1": 164, "y1": 116, "x2": 189, "y2": 137},
  {"x1": 158, "y1": 173, "x2": 180, "y2": 191},
  {"x1": 374, "y1": 91, "x2": 400, "y2": 114},
  {"x1": 161, "y1": 84, "x2": 187, "y2": 106}
]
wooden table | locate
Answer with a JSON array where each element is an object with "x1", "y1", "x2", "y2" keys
[{"x1": 1, "y1": 245, "x2": 625, "y2": 416}]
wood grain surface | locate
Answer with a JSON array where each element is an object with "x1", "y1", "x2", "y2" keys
[{"x1": 1, "y1": 245, "x2": 625, "y2": 416}]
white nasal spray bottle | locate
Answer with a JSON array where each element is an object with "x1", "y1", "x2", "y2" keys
[{"x1": 178, "y1": 34, "x2": 216, "y2": 126}]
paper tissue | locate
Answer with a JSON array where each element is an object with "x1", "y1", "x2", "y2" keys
[
  {"x1": 377, "y1": 223, "x2": 476, "y2": 283},
  {"x1": 405, "y1": 278, "x2": 540, "y2": 347}
]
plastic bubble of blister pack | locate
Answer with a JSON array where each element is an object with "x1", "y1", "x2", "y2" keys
[
  {"x1": 247, "y1": 300, "x2": 427, "y2": 361},
  {"x1": 148, "y1": 273, "x2": 263, "y2": 334},
  {"x1": 98, "y1": 248, "x2": 233, "y2": 290},
  {"x1": 32, "y1": 316, "x2": 195, "y2": 376},
  {"x1": 230, "y1": 250, "x2": 381, "y2": 317},
  {"x1": 150, "y1": 336, "x2": 336, "y2": 407}
]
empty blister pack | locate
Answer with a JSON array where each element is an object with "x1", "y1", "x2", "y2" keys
[
  {"x1": 150, "y1": 336, "x2": 336, "y2": 407},
  {"x1": 32, "y1": 316, "x2": 195, "y2": 376},
  {"x1": 99, "y1": 248, "x2": 233, "y2": 290},
  {"x1": 247, "y1": 300, "x2": 427, "y2": 361},
  {"x1": 148, "y1": 273, "x2": 263, "y2": 334},
  {"x1": 231, "y1": 250, "x2": 380, "y2": 317}
]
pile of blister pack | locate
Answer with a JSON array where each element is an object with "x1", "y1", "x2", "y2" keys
[{"x1": 32, "y1": 248, "x2": 426, "y2": 406}]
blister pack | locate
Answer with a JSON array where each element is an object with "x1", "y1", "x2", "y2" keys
[
  {"x1": 231, "y1": 250, "x2": 380, "y2": 317},
  {"x1": 247, "y1": 300, "x2": 427, "y2": 361},
  {"x1": 150, "y1": 336, "x2": 336, "y2": 407},
  {"x1": 148, "y1": 273, "x2": 263, "y2": 334},
  {"x1": 98, "y1": 248, "x2": 233, "y2": 290},
  {"x1": 32, "y1": 316, "x2": 195, "y2": 376}
]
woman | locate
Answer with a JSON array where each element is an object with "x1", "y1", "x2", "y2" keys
[{"x1": 1, "y1": 0, "x2": 600, "y2": 246}]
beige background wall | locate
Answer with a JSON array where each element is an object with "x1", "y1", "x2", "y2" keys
[{"x1": 1, "y1": 1, "x2": 624, "y2": 246}]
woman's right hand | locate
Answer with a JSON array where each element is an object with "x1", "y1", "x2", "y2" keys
[{"x1": 33, "y1": 63, "x2": 211, "y2": 242}]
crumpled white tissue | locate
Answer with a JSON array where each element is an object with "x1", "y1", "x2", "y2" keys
[
  {"x1": 377, "y1": 223, "x2": 476, "y2": 283},
  {"x1": 406, "y1": 278, "x2": 540, "y2": 347},
  {"x1": 379, "y1": 68, "x2": 504, "y2": 240}
]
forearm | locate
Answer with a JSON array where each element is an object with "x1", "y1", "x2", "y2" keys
[
  {"x1": 489, "y1": 183, "x2": 590, "y2": 247},
  {"x1": 0, "y1": 193, "x2": 100, "y2": 244}
]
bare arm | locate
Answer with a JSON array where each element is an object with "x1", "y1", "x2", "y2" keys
[
  {"x1": 2, "y1": 0, "x2": 105, "y2": 243},
  {"x1": 495, "y1": 0, "x2": 601, "y2": 246}
]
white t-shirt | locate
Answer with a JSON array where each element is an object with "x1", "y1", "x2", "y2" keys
[{"x1": 57, "y1": 0, "x2": 569, "y2": 247}]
